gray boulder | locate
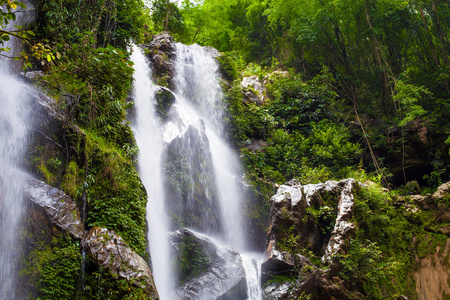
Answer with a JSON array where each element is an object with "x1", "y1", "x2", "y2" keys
[
  {"x1": 170, "y1": 229, "x2": 247, "y2": 300},
  {"x1": 262, "y1": 179, "x2": 365, "y2": 299},
  {"x1": 23, "y1": 177, "x2": 84, "y2": 239},
  {"x1": 241, "y1": 75, "x2": 264, "y2": 104},
  {"x1": 163, "y1": 126, "x2": 222, "y2": 234},
  {"x1": 83, "y1": 226, "x2": 158, "y2": 298}
]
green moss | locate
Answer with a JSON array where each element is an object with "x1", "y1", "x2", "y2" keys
[
  {"x1": 416, "y1": 232, "x2": 447, "y2": 259},
  {"x1": 155, "y1": 89, "x2": 175, "y2": 119},
  {"x1": 83, "y1": 130, "x2": 148, "y2": 256},
  {"x1": 21, "y1": 233, "x2": 81, "y2": 300},
  {"x1": 217, "y1": 53, "x2": 239, "y2": 82},
  {"x1": 61, "y1": 160, "x2": 82, "y2": 200},
  {"x1": 175, "y1": 234, "x2": 217, "y2": 284}
]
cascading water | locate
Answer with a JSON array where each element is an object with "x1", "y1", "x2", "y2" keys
[
  {"x1": 0, "y1": 7, "x2": 34, "y2": 299},
  {"x1": 170, "y1": 43, "x2": 262, "y2": 300},
  {"x1": 132, "y1": 42, "x2": 262, "y2": 299},
  {"x1": 130, "y1": 45, "x2": 174, "y2": 299},
  {"x1": 167, "y1": 44, "x2": 246, "y2": 248}
]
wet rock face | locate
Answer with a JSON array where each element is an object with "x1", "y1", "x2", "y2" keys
[
  {"x1": 163, "y1": 126, "x2": 222, "y2": 234},
  {"x1": 23, "y1": 177, "x2": 84, "y2": 239},
  {"x1": 262, "y1": 179, "x2": 365, "y2": 299},
  {"x1": 23, "y1": 178, "x2": 158, "y2": 298},
  {"x1": 170, "y1": 229, "x2": 247, "y2": 300},
  {"x1": 145, "y1": 32, "x2": 176, "y2": 85}
]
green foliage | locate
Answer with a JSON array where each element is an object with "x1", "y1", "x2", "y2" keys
[
  {"x1": 338, "y1": 185, "x2": 418, "y2": 297},
  {"x1": 36, "y1": 0, "x2": 146, "y2": 48},
  {"x1": 277, "y1": 225, "x2": 301, "y2": 254},
  {"x1": 217, "y1": 53, "x2": 239, "y2": 82},
  {"x1": 308, "y1": 120, "x2": 362, "y2": 171},
  {"x1": 40, "y1": 33, "x2": 135, "y2": 147},
  {"x1": 22, "y1": 234, "x2": 81, "y2": 300},
  {"x1": 307, "y1": 206, "x2": 336, "y2": 235},
  {"x1": 0, "y1": 0, "x2": 30, "y2": 54},
  {"x1": 82, "y1": 263, "x2": 147, "y2": 300},
  {"x1": 266, "y1": 74, "x2": 335, "y2": 133},
  {"x1": 151, "y1": 0, "x2": 187, "y2": 39},
  {"x1": 338, "y1": 239, "x2": 388, "y2": 289},
  {"x1": 392, "y1": 80, "x2": 429, "y2": 127},
  {"x1": 241, "y1": 120, "x2": 361, "y2": 185},
  {"x1": 83, "y1": 130, "x2": 148, "y2": 256},
  {"x1": 61, "y1": 161, "x2": 82, "y2": 200}
]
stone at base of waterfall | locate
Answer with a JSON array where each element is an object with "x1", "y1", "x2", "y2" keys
[{"x1": 170, "y1": 229, "x2": 247, "y2": 300}]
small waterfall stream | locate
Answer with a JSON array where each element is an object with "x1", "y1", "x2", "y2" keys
[
  {"x1": 130, "y1": 44, "x2": 174, "y2": 299},
  {"x1": 0, "y1": 8, "x2": 35, "y2": 299},
  {"x1": 131, "y1": 43, "x2": 262, "y2": 299}
]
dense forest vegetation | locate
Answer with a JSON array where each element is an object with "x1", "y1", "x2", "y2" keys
[
  {"x1": 1, "y1": 0, "x2": 450, "y2": 298},
  {"x1": 150, "y1": 0, "x2": 450, "y2": 189}
]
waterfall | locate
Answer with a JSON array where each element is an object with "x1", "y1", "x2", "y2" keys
[
  {"x1": 0, "y1": 8, "x2": 34, "y2": 299},
  {"x1": 132, "y1": 42, "x2": 262, "y2": 299},
  {"x1": 130, "y1": 45, "x2": 174, "y2": 299},
  {"x1": 171, "y1": 43, "x2": 262, "y2": 299},
  {"x1": 168, "y1": 43, "x2": 246, "y2": 249}
]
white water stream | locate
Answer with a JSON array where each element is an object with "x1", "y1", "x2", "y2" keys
[
  {"x1": 130, "y1": 44, "x2": 174, "y2": 299},
  {"x1": 0, "y1": 7, "x2": 34, "y2": 299},
  {"x1": 131, "y1": 43, "x2": 262, "y2": 299}
]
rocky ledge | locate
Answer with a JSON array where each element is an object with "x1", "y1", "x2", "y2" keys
[{"x1": 262, "y1": 178, "x2": 365, "y2": 299}]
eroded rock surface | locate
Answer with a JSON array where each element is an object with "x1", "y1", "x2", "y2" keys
[
  {"x1": 23, "y1": 178, "x2": 158, "y2": 298},
  {"x1": 170, "y1": 229, "x2": 247, "y2": 300},
  {"x1": 83, "y1": 226, "x2": 158, "y2": 298},
  {"x1": 241, "y1": 75, "x2": 264, "y2": 104},
  {"x1": 262, "y1": 179, "x2": 364, "y2": 299},
  {"x1": 145, "y1": 32, "x2": 176, "y2": 83},
  {"x1": 163, "y1": 126, "x2": 222, "y2": 234},
  {"x1": 23, "y1": 177, "x2": 84, "y2": 239}
]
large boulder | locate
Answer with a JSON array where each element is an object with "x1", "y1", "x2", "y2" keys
[
  {"x1": 23, "y1": 177, "x2": 84, "y2": 238},
  {"x1": 262, "y1": 179, "x2": 365, "y2": 299},
  {"x1": 145, "y1": 32, "x2": 176, "y2": 85},
  {"x1": 170, "y1": 229, "x2": 247, "y2": 300},
  {"x1": 23, "y1": 177, "x2": 159, "y2": 298},
  {"x1": 163, "y1": 126, "x2": 222, "y2": 234},
  {"x1": 83, "y1": 226, "x2": 158, "y2": 298},
  {"x1": 241, "y1": 75, "x2": 264, "y2": 104}
]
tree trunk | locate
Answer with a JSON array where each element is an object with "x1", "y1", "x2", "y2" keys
[
  {"x1": 419, "y1": 6, "x2": 440, "y2": 66},
  {"x1": 431, "y1": 0, "x2": 450, "y2": 72},
  {"x1": 364, "y1": 3, "x2": 390, "y2": 107},
  {"x1": 164, "y1": 0, "x2": 170, "y2": 32}
]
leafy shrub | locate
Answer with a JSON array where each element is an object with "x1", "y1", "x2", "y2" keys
[{"x1": 266, "y1": 74, "x2": 335, "y2": 133}]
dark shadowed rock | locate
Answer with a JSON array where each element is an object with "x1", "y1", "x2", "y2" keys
[
  {"x1": 170, "y1": 229, "x2": 247, "y2": 300},
  {"x1": 163, "y1": 126, "x2": 222, "y2": 234},
  {"x1": 145, "y1": 32, "x2": 176, "y2": 84}
]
